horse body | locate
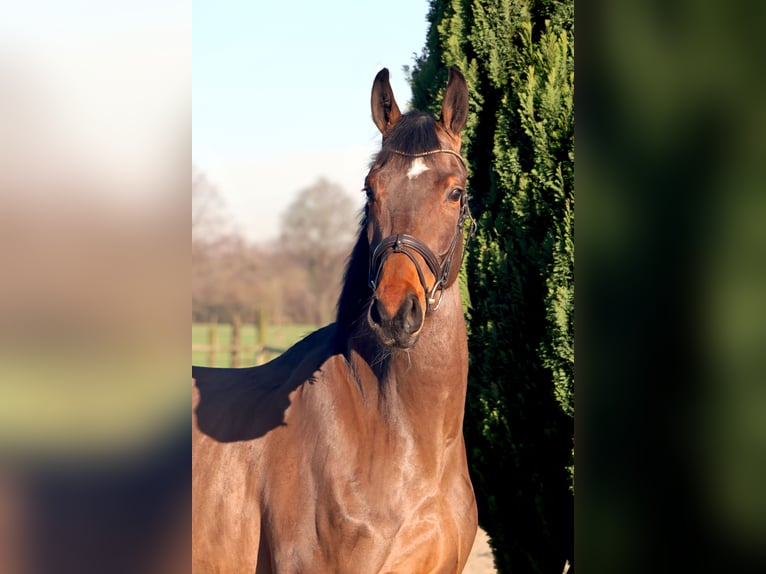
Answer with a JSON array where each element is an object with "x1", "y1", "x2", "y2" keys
[{"x1": 193, "y1": 68, "x2": 478, "y2": 573}]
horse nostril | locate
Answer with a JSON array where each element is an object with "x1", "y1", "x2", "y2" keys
[
  {"x1": 402, "y1": 293, "x2": 423, "y2": 335},
  {"x1": 369, "y1": 298, "x2": 386, "y2": 327}
]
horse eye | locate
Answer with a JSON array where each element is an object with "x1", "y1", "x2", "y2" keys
[
  {"x1": 448, "y1": 188, "x2": 463, "y2": 203},
  {"x1": 364, "y1": 187, "x2": 375, "y2": 202}
]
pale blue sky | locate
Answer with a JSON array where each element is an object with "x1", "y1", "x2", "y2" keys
[{"x1": 193, "y1": 0, "x2": 431, "y2": 241}]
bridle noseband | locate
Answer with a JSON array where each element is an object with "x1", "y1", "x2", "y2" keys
[{"x1": 368, "y1": 149, "x2": 477, "y2": 312}]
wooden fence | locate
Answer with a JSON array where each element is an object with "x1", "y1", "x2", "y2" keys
[{"x1": 192, "y1": 313, "x2": 284, "y2": 367}]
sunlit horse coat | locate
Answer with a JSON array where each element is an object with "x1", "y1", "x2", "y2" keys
[{"x1": 193, "y1": 67, "x2": 478, "y2": 574}]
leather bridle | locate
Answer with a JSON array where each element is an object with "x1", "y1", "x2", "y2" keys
[{"x1": 368, "y1": 149, "x2": 477, "y2": 312}]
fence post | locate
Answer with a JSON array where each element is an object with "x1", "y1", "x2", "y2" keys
[
  {"x1": 257, "y1": 309, "x2": 267, "y2": 365},
  {"x1": 231, "y1": 314, "x2": 241, "y2": 368},
  {"x1": 207, "y1": 319, "x2": 217, "y2": 367}
]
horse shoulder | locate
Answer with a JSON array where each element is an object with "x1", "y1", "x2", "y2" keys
[{"x1": 192, "y1": 326, "x2": 339, "y2": 574}]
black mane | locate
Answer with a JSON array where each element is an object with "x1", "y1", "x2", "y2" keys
[{"x1": 335, "y1": 207, "x2": 372, "y2": 341}]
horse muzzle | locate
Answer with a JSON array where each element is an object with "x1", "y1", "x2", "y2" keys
[{"x1": 367, "y1": 289, "x2": 424, "y2": 348}]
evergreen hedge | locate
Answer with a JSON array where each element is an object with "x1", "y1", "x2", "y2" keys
[{"x1": 409, "y1": 1, "x2": 574, "y2": 572}]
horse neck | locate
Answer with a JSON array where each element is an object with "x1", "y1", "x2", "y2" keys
[{"x1": 347, "y1": 284, "x2": 469, "y2": 446}]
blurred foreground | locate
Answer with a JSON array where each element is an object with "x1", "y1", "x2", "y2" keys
[{"x1": 0, "y1": 4, "x2": 190, "y2": 572}]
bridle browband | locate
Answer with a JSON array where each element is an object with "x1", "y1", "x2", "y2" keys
[
  {"x1": 368, "y1": 149, "x2": 477, "y2": 312},
  {"x1": 390, "y1": 148, "x2": 466, "y2": 166}
]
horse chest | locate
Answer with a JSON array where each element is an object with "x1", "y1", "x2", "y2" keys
[
  {"x1": 264, "y1": 452, "x2": 476, "y2": 574},
  {"x1": 267, "y1": 503, "x2": 469, "y2": 574},
  {"x1": 257, "y1": 369, "x2": 476, "y2": 571}
]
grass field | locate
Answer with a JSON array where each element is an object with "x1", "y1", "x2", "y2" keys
[{"x1": 192, "y1": 323, "x2": 319, "y2": 367}]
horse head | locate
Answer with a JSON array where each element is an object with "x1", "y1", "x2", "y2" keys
[{"x1": 364, "y1": 68, "x2": 474, "y2": 349}]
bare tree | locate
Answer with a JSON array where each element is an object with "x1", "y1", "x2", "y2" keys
[
  {"x1": 192, "y1": 171, "x2": 360, "y2": 326},
  {"x1": 192, "y1": 165, "x2": 229, "y2": 242},
  {"x1": 279, "y1": 178, "x2": 359, "y2": 325},
  {"x1": 192, "y1": 165, "x2": 250, "y2": 321}
]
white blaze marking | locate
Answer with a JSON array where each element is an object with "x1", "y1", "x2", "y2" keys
[{"x1": 406, "y1": 158, "x2": 429, "y2": 179}]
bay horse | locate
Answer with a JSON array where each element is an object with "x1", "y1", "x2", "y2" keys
[{"x1": 192, "y1": 67, "x2": 478, "y2": 573}]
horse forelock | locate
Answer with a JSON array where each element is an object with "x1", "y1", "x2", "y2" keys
[{"x1": 372, "y1": 111, "x2": 440, "y2": 168}]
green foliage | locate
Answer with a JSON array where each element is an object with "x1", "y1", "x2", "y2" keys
[
  {"x1": 410, "y1": 1, "x2": 573, "y2": 572},
  {"x1": 409, "y1": 0, "x2": 482, "y2": 175}
]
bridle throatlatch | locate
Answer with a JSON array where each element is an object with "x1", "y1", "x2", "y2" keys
[{"x1": 368, "y1": 149, "x2": 477, "y2": 312}]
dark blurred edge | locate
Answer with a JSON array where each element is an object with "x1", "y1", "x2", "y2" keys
[
  {"x1": 577, "y1": 1, "x2": 766, "y2": 573},
  {"x1": 0, "y1": 430, "x2": 190, "y2": 574}
]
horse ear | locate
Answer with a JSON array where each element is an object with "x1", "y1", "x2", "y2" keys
[
  {"x1": 371, "y1": 68, "x2": 401, "y2": 136},
  {"x1": 440, "y1": 67, "x2": 469, "y2": 138}
]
